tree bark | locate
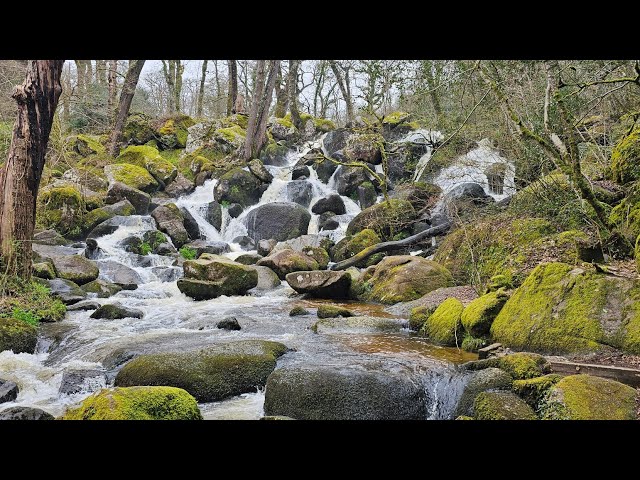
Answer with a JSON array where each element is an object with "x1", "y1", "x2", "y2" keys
[
  {"x1": 197, "y1": 60, "x2": 208, "y2": 117},
  {"x1": 288, "y1": 59, "x2": 303, "y2": 130},
  {"x1": 107, "y1": 60, "x2": 118, "y2": 120},
  {"x1": 95, "y1": 60, "x2": 106, "y2": 85},
  {"x1": 107, "y1": 60, "x2": 145, "y2": 157},
  {"x1": 330, "y1": 222, "x2": 451, "y2": 271},
  {"x1": 422, "y1": 61, "x2": 442, "y2": 122},
  {"x1": 161, "y1": 60, "x2": 182, "y2": 114},
  {"x1": 227, "y1": 60, "x2": 238, "y2": 115},
  {"x1": 74, "y1": 60, "x2": 87, "y2": 100},
  {"x1": 274, "y1": 62, "x2": 288, "y2": 118},
  {"x1": 329, "y1": 60, "x2": 354, "y2": 126},
  {"x1": 243, "y1": 60, "x2": 280, "y2": 161},
  {"x1": 0, "y1": 60, "x2": 64, "y2": 278}
]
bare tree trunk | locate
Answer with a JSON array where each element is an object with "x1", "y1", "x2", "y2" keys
[
  {"x1": 107, "y1": 60, "x2": 118, "y2": 121},
  {"x1": 175, "y1": 61, "x2": 184, "y2": 113},
  {"x1": 107, "y1": 60, "x2": 146, "y2": 157},
  {"x1": 329, "y1": 60, "x2": 354, "y2": 126},
  {"x1": 0, "y1": 60, "x2": 63, "y2": 278},
  {"x1": 95, "y1": 60, "x2": 106, "y2": 85},
  {"x1": 422, "y1": 61, "x2": 442, "y2": 122},
  {"x1": 227, "y1": 60, "x2": 238, "y2": 115},
  {"x1": 74, "y1": 60, "x2": 86, "y2": 100},
  {"x1": 162, "y1": 60, "x2": 176, "y2": 113},
  {"x1": 243, "y1": 60, "x2": 280, "y2": 161},
  {"x1": 86, "y1": 60, "x2": 93, "y2": 85},
  {"x1": 274, "y1": 62, "x2": 288, "y2": 118},
  {"x1": 62, "y1": 63, "x2": 71, "y2": 127},
  {"x1": 196, "y1": 60, "x2": 208, "y2": 117},
  {"x1": 288, "y1": 59, "x2": 303, "y2": 130},
  {"x1": 213, "y1": 60, "x2": 221, "y2": 116}
]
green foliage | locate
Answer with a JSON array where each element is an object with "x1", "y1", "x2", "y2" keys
[
  {"x1": 179, "y1": 246, "x2": 197, "y2": 260},
  {"x1": 10, "y1": 308, "x2": 40, "y2": 327},
  {"x1": 0, "y1": 277, "x2": 66, "y2": 327},
  {"x1": 139, "y1": 242, "x2": 152, "y2": 255},
  {"x1": 610, "y1": 127, "x2": 640, "y2": 185},
  {"x1": 461, "y1": 334, "x2": 485, "y2": 352}
]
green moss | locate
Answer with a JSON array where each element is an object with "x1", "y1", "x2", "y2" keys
[
  {"x1": 0, "y1": 277, "x2": 66, "y2": 328},
  {"x1": 116, "y1": 145, "x2": 177, "y2": 186},
  {"x1": 289, "y1": 306, "x2": 309, "y2": 316},
  {"x1": 276, "y1": 116, "x2": 294, "y2": 129},
  {"x1": 123, "y1": 112, "x2": 155, "y2": 145},
  {"x1": 347, "y1": 199, "x2": 416, "y2": 241},
  {"x1": 383, "y1": 111, "x2": 410, "y2": 125},
  {"x1": 485, "y1": 274, "x2": 512, "y2": 293},
  {"x1": 611, "y1": 127, "x2": 640, "y2": 185},
  {"x1": 455, "y1": 415, "x2": 474, "y2": 420},
  {"x1": 179, "y1": 246, "x2": 197, "y2": 260},
  {"x1": 419, "y1": 298, "x2": 463, "y2": 346},
  {"x1": 474, "y1": 391, "x2": 537, "y2": 420},
  {"x1": 461, "y1": 334, "x2": 486, "y2": 353},
  {"x1": 73, "y1": 134, "x2": 106, "y2": 156},
  {"x1": 512, "y1": 374, "x2": 562, "y2": 410},
  {"x1": 156, "y1": 114, "x2": 195, "y2": 148},
  {"x1": 0, "y1": 317, "x2": 38, "y2": 353},
  {"x1": 62, "y1": 386, "x2": 202, "y2": 420},
  {"x1": 312, "y1": 117, "x2": 336, "y2": 132},
  {"x1": 540, "y1": 374, "x2": 637, "y2": 420},
  {"x1": 33, "y1": 262, "x2": 56, "y2": 280},
  {"x1": 461, "y1": 290, "x2": 509, "y2": 337},
  {"x1": 215, "y1": 125, "x2": 246, "y2": 146},
  {"x1": 409, "y1": 305, "x2": 436, "y2": 331},
  {"x1": 496, "y1": 353, "x2": 550, "y2": 380},
  {"x1": 317, "y1": 305, "x2": 354, "y2": 319},
  {"x1": 106, "y1": 163, "x2": 159, "y2": 193}
]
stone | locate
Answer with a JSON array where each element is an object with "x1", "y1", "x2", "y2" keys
[
  {"x1": 312, "y1": 316, "x2": 406, "y2": 334},
  {"x1": 206, "y1": 201, "x2": 223, "y2": 231},
  {"x1": 292, "y1": 164, "x2": 310, "y2": 180},
  {"x1": 257, "y1": 248, "x2": 319, "y2": 280},
  {"x1": 180, "y1": 207, "x2": 201, "y2": 241},
  {"x1": 178, "y1": 256, "x2": 258, "y2": 299},
  {"x1": 0, "y1": 318, "x2": 38, "y2": 354},
  {"x1": 419, "y1": 298, "x2": 464, "y2": 346},
  {"x1": 67, "y1": 300, "x2": 100, "y2": 311},
  {"x1": 286, "y1": 180, "x2": 313, "y2": 207},
  {"x1": 59, "y1": 369, "x2": 106, "y2": 395},
  {"x1": 322, "y1": 128, "x2": 351, "y2": 157},
  {"x1": 182, "y1": 239, "x2": 230, "y2": 258},
  {"x1": 289, "y1": 306, "x2": 309, "y2": 316},
  {"x1": 245, "y1": 202, "x2": 311, "y2": 243},
  {"x1": 455, "y1": 368, "x2": 513, "y2": 417},
  {"x1": 344, "y1": 133, "x2": 383, "y2": 164},
  {"x1": 235, "y1": 253, "x2": 263, "y2": 265},
  {"x1": 248, "y1": 159, "x2": 273, "y2": 183},
  {"x1": 251, "y1": 266, "x2": 282, "y2": 290},
  {"x1": 257, "y1": 239, "x2": 277, "y2": 257},
  {"x1": 47, "y1": 278, "x2": 86, "y2": 305},
  {"x1": 0, "y1": 379, "x2": 19, "y2": 403},
  {"x1": 151, "y1": 204, "x2": 189, "y2": 248},
  {"x1": 95, "y1": 260, "x2": 142, "y2": 290},
  {"x1": 104, "y1": 163, "x2": 159, "y2": 194},
  {"x1": 105, "y1": 182, "x2": 151, "y2": 215},
  {"x1": 33, "y1": 229, "x2": 68, "y2": 246},
  {"x1": 33, "y1": 262, "x2": 56, "y2": 280},
  {"x1": 460, "y1": 290, "x2": 509, "y2": 338},
  {"x1": 48, "y1": 254, "x2": 98, "y2": 286},
  {"x1": 214, "y1": 167, "x2": 265, "y2": 208},
  {"x1": 357, "y1": 182, "x2": 377, "y2": 209},
  {"x1": 311, "y1": 194, "x2": 346, "y2": 215},
  {"x1": 0, "y1": 407, "x2": 54, "y2": 420},
  {"x1": 164, "y1": 173, "x2": 195, "y2": 197},
  {"x1": 81, "y1": 279, "x2": 122, "y2": 298},
  {"x1": 232, "y1": 235, "x2": 256, "y2": 251},
  {"x1": 90, "y1": 304, "x2": 144, "y2": 320},
  {"x1": 227, "y1": 203, "x2": 243, "y2": 218},
  {"x1": 286, "y1": 270, "x2": 351, "y2": 299},
  {"x1": 316, "y1": 305, "x2": 354, "y2": 319},
  {"x1": 347, "y1": 199, "x2": 416, "y2": 241},
  {"x1": 473, "y1": 391, "x2": 537, "y2": 420},
  {"x1": 217, "y1": 317, "x2": 241, "y2": 331},
  {"x1": 334, "y1": 165, "x2": 371, "y2": 198}
]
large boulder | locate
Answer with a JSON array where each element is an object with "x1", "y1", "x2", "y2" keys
[
  {"x1": 245, "y1": 202, "x2": 311, "y2": 243},
  {"x1": 455, "y1": 368, "x2": 513, "y2": 417},
  {"x1": 334, "y1": 165, "x2": 371, "y2": 198},
  {"x1": 116, "y1": 145, "x2": 178, "y2": 187},
  {"x1": 178, "y1": 256, "x2": 258, "y2": 300},
  {"x1": 248, "y1": 159, "x2": 273, "y2": 183},
  {"x1": 214, "y1": 167, "x2": 265, "y2": 208},
  {"x1": 165, "y1": 173, "x2": 195, "y2": 197},
  {"x1": 83, "y1": 200, "x2": 136, "y2": 235},
  {"x1": 95, "y1": 260, "x2": 143, "y2": 290},
  {"x1": 263, "y1": 363, "x2": 428, "y2": 420},
  {"x1": 444, "y1": 182, "x2": 494, "y2": 209},
  {"x1": 58, "y1": 369, "x2": 107, "y2": 396},
  {"x1": 461, "y1": 290, "x2": 509, "y2": 338},
  {"x1": 272, "y1": 235, "x2": 331, "y2": 269},
  {"x1": 331, "y1": 229, "x2": 382, "y2": 268},
  {"x1": 311, "y1": 194, "x2": 346, "y2": 215},
  {"x1": 90, "y1": 304, "x2": 144, "y2": 320},
  {"x1": 251, "y1": 265, "x2": 282, "y2": 290},
  {"x1": 343, "y1": 133, "x2": 383, "y2": 164},
  {"x1": 419, "y1": 298, "x2": 464, "y2": 346},
  {"x1": 105, "y1": 182, "x2": 151, "y2": 215},
  {"x1": 286, "y1": 180, "x2": 313, "y2": 207},
  {"x1": 359, "y1": 255, "x2": 454, "y2": 304},
  {"x1": 322, "y1": 128, "x2": 351, "y2": 158},
  {"x1": 205, "y1": 201, "x2": 223, "y2": 231},
  {"x1": 0, "y1": 318, "x2": 38, "y2": 354},
  {"x1": 82, "y1": 279, "x2": 122, "y2": 298},
  {"x1": 151, "y1": 204, "x2": 189, "y2": 248},
  {"x1": 181, "y1": 239, "x2": 229, "y2": 258},
  {"x1": 115, "y1": 340, "x2": 287, "y2": 402},
  {"x1": 61, "y1": 386, "x2": 202, "y2": 420},
  {"x1": 260, "y1": 142, "x2": 290, "y2": 166},
  {"x1": 473, "y1": 391, "x2": 537, "y2": 420},
  {"x1": 610, "y1": 126, "x2": 640, "y2": 184},
  {"x1": 540, "y1": 374, "x2": 637, "y2": 420},
  {"x1": 47, "y1": 278, "x2": 86, "y2": 305},
  {"x1": 104, "y1": 163, "x2": 159, "y2": 194},
  {"x1": 490, "y1": 262, "x2": 640, "y2": 354},
  {"x1": 0, "y1": 407, "x2": 54, "y2": 420},
  {"x1": 155, "y1": 114, "x2": 195, "y2": 149},
  {"x1": 347, "y1": 199, "x2": 416, "y2": 241},
  {"x1": 312, "y1": 316, "x2": 406, "y2": 334},
  {"x1": 33, "y1": 229, "x2": 68, "y2": 246},
  {"x1": 48, "y1": 255, "x2": 99, "y2": 286},
  {"x1": 179, "y1": 207, "x2": 201, "y2": 241},
  {"x1": 256, "y1": 248, "x2": 319, "y2": 280},
  {"x1": 286, "y1": 270, "x2": 351, "y2": 299}
]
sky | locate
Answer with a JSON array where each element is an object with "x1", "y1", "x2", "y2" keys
[{"x1": 142, "y1": 60, "x2": 210, "y2": 80}]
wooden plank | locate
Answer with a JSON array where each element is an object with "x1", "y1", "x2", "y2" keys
[
  {"x1": 477, "y1": 343, "x2": 502, "y2": 360},
  {"x1": 549, "y1": 361, "x2": 640, "y2": 388}
]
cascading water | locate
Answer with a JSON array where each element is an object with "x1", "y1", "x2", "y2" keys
[{"x1": 0, "y1": 133, "x2": 476, "y2": 420}]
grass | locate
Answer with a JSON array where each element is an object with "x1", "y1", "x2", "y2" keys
[{"x1": 179, "y1": 246, "x2": 197, "y2": 260}]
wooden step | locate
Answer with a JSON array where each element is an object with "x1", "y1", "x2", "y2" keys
[{"x1": 549, "y1": 360, "x2": 640, "y2": 388}]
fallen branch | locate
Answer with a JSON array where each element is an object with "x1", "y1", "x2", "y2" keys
[{"x1": 329, "y1": 222, "x2": 451, "y2": 271}]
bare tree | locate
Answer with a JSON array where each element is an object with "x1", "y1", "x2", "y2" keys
[
  {"x1": 227, "y1": 60, "x2": 238, "y2": 115},
  {"x1": 161, "y1": 60, "x2": 184, "y2": 113},
  {"x1": 274, "y1": 62, "x2": 288, "y2": 118},
  {"x1": 107, "y1": 60, "x2": 119, "y2": 120},
  {"x1": 95, "y1": 60, "x2": 107, "y2": 85},
  {"x1": 288, "y1": 59, "x2": 303, "y2": 130},
  {"x1": 0, "y1": 60, "x2": 63, "y2": 278},
  {"x1": 197, "y1": 60, "x2": 208, "y2": 117},
  {"x1": 243, "y1": 60, "x2": 280, "y2": 160},
  {"x1": 107, "y1": 60, "x2": 146, "y2": 156},
  {"x1": 329, "y1": 60, "x2": 354, "y2": 126}
]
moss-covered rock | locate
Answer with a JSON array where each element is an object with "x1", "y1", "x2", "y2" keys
[
  {"x1": 82, "y1": 200, "x2": 136, "y2": 235},
  {"x1": 213, "y1": 124, "x2": 246, "y2": 150},
  {"x1": 512, "y1": 374, "x2": 562, "y2": 410},
  {"x1": 496, "y1": 353, "x2": 551, "y2": 380},
  {"x1": 311, "y1": 316, "x2": 406, "y2": 334},
  {"x1": 151, "y1": 204, "x2": 189, "y2": 248},
  {"x1": 347, "y1": 199, "x2": 416, "y2": 241},
  {"x1": 33, "y1": 262, "x2": 56, "y2": 280},
  {"x1": 611, "y1": 127, "x2": 640, "y2": 185},
  {"x1": 540, "y1": 374, "x2": 637, "y2": 420},
  {"x1": 256, "y1": 248, "x2": 319, "y2": 280},
  {"x1": 61, "y1": 386, "x2": 202, "y2": 420},
  {"x1": 316, "y1": 305, "x2": 354, "y2": 319},
  {"x1": 81, "y1": 279, "x2": 123, "y2": 298},
  {"x1": 115, "y1": 340, "x2": 287, "y2": 402},
  {"x1": 90, "y1": 304, "x2": 144, "y2": 320},
  {"x1": 455, "y1": 367, "x2": 513, "y2": 417},
  {"x1": 359, "y1": 255, "x2": 454, "y2": 305},
  {"x1": 408, "y1": 305, "x2": 436, "y2": 331},
  {"x1": 178, "y1": 256, "x2": 259, "y2": 299},
  {"x1": 116, "y1": 145, "x2": 178, "y2": 187},
  {"x1": 213, "y1": 167, "x2": 264, "y2": 208},
  {"x1": 37, "y1": 185, "x2": 85, "y2": 236},
  {"x1": 155, "y1": 114, "x2": 195, "y2": 149},
  {"x1": 609, "y1": 182, "x2": 640, "y2": 243},
  {"x1": 0, "y1": 318, "x2": 38, "y2": 354},
  {"x1": 344, "y1": 133, "x2": 384, "y2": 164},
  {"x1": 123, "y1": 112, "x2": 155, "y2": 145},
  {"x1": 474, "y1": 391, "x2": 537, "y2": 420},
  {"x1": 331, "y1": 229, "x2": 383, "y2": 267},
  {"x1": 49, "y1": 255, "x2": 99, "y2": 286},
  {"x1": 67, "y1": 134, "x2": 106, "y2": 157},
  {"x1": 419, "y1": 298, "x2": 464, "y2": 346},
  {"x1": 289, "y1": 306, "x2": 309, "y2": 316},
  {"x1": 461, "y1": 290, "x2": 509, "y2": 337},
  {"x1": 491, "y1": 262, "x2": 640, "y2": 354},
  {"x1": 285, "y1": 270, "x2": 350, "y2": 298},
  {"x1": 104, "y1": 163, "x2": 159, "y2": 194}
]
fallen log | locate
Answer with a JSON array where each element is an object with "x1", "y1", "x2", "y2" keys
[{"x1": 329, "y1": 222, "x2": 451, "y2": 271}]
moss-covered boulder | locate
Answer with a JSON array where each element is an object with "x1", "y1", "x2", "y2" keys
[
  {"x1": 455, "y1": 367, "x2": 513, "y2": 417},
  {"x1": 512, "y1": 374, "x2": 562, "y2": 410},
  {"x1": 0, "y1": 318, "x2": 38, "y2": 354},
  {"x1": 82, "y1": 200, "x2": 136, "y2": 235},
  {"x1": 213, "y1": 167, "x2": 265, "y2": 208},
  {"x1": 316, "y1": 305, "x2": 354, "y2": 319},
  {"x1": 541, "y1": 374, "x2": 637, "y2": 420},
  {"x1": 311, "y1": 316, "x2": 405, "y2": 334},
  {"x1": 409, "y1": 305, "x2": 436, "y2": 331},
  {"x1": 123, "y1": 112, "x2": 155, "y2": 145},
  {"x1": 285, "y1": 270, "x2": 351, "y2": 299},
  {"x1": 155, "y1": 114, "x2": 195, "y2": 149},
  {"x1": 496, "y1": 353, "x2": 551, "y2": 380},
  {"x1": 343, "y1": 133, "x2": 384, "y2": 164},
  {"x1": 33, "y1": 262, "x2": 56, "y2": 280},
  {"x1": 67, "y1": 134, "x2": 106, "y2": 157},
  {"x1": 474, "y1": 391, "x2": 537, "y2": 420},
  {"x1": 116, "y1": 145, "x2": 178, "y2": 187},
  {"x1": 61, "y1": 386, "x2": 202, "y2": 420},
  {"x1": 359, "y1": 255, "x2": 454, "y2": 305},
  {"x1": 331, "y1": 229, "x2": 383, "y2": 267},
  {"x1": 257, "y1": 248, "x2": 319, "y2": 280},
  {"x1": 90, "y1": 304, "x2": 144, "y2": 320},
  {"x1": 289, "y1": 306, "x2": 309, "y2": 316},
  {"x1": 178, "y1": 256, "x2": 258, "y2": 300},
  {"x1": 347, "y1": 199, "x2": 416, "y2": 241},
  {"x1": 115, "y1": 340, "x2": 287, "y2": 402},
  {"x1": 491, "y1": 262, "x2": 640, "y2": 354},
  {"x1": 105, "y1": 183, "x2": 150, "y2": 215},
  {"x1": 151, "y1": 204, "x2": 189, "y2": 248},
  {"x1": 37, "y1": 185, "x2": 85, "y2": 236},
  {"x1": 419, "y1": 298, "x2": 464, "y2": 346},
  {"x1": 245, "y1": 202, "x2": 311, "y2": 243},
  {"x1": 611, "y1": 127, "x2": 640, "y2": 185},
  {"x1": 49, "y1": 255, "x2": 99, "y2": 286},
  {"x1": 104, "y1": 163, "x2": 159, "y2": 194},
  {"x1": 260, "y1": 141, "x2": 290, "y2": 166},
  {"x1": 81, "y1": 279, "x2": 122, "y2": 298},
  {"x1": 461, "y1": 290, "x2": 509, "y2": 338}
]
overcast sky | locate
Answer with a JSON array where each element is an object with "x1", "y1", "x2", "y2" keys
[{"x1": 142, "y1": 60, "x2": 205, "y2": 80}]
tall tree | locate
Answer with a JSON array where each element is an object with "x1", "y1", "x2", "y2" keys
[
  {"x1": 107, "y1": 60, "x2": 118, "y2": 120},
  {"x1": 0, "y1": 60, "x2": 64, "y2": 278},
  {"x1": 243, "y1": 60, "x2": 280, "y2": 160},
  {"x1": 95, "y1": 60, "x2": 107, "y2": 85},
  {"x1": 74, "y1": 60, "x2": 88, "y2": 100},
  {"x1": 196, "y1": 60, "x2": 208, "y2": 117},
  {"x1": 107, "y1": 60, "x2": 146, "y2": 156},
  {"x1": 161, "y1": 60, "x2": 184, "y2": 113},
  {"x1": 227, "y1": 60, "x2": 238, "y2": 115},
  {"x1": 329, "y1": 60, "x2": 354, "y2": 126},
  {"x1": 274, "y1": 62, "x2": 288, "y2": 118},
  {"x1": 287, "y1": 59, "x2": 303, "y2": 130}
]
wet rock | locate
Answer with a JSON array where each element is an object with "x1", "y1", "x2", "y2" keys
[
  {"x1": 286, "y1": 180, "x2": 313, "y2": 208},
  {"x1": 67, "y1": 300, "x2": 101, "y2": 311},
  {"x1": 81, "y1": 279, "x2": 122, "y2": 298},
  {"x1": 444, "y1": 182, "x2": 495, "y2": 210},
  {"x1": 474, "y1": 391, "x2": 537, "y2": 420},
  {"x1": 257, "y1": 248, "x2": 319, "y2": 280},
  {"x1": 205, "y1": 201, "x2": 223, "y2": 231},
  {"x1": 183, "y1": 239, "x2": 230, "y2": 258},
  {"x1": 311, "y1": 194, "x2": 346, "y2": 215},
  {"x1": 248, "y1": 159, "x2": 273, "y2": 183},
  {"x1": 346, "y1": 199, "x2": 416, "y2": 240},
  {"x1": 419, "y1": 297, "x2": 463, "y2": 346},
  {"x1": 86, "y1": 214, "x2": 137, "y2": 239},
  {"x1": 289, "y1": 306, "x2": 310, "y2": 316},
  {"x1": 331, "y1": 229, "x2": 382, "y2": 268},
  {"x1": 0, "y1": 407, "x2": 54, "y2": 420},
  {"x1": 151, "y1": 266, "x2": 182, "y2": 283},
  {"x1": 214, "y1": 167, "x2": 265, "y2": 208},
  {"x1": 357, "y1": 182, "x2": 377, "y2": 209},
  {"x1": 286, "y1": 270, "x2": 351, "y2": 299},
  {"x1": 0, "y1": 318, "x2": 37, "y2": 354},
  {"x1": 165, "y1": 173, "x2": 195, "y2": 198},
  {"x1": 95, "y1": 260, "x2": 142, "y2": 290},
  {"x1": 47, "y1": 254, "x2": 99, "y2": 286},
  {"x1": 322, "y1": 128, "x2": 351, "y2": 158},
  {"x1": 257, "y1": 239, "x2": 277, "y2": 257},
  {"x1": 104, "y1": 163, "x2": 159, "y2": 194},
  {"x1": 251, "y1": 266, "x2": 282, "y2": 290},
  {"x1": 33, "y1": 261, "x2": 56, "y2": 280},
  {"x1": 316, "y1": 305, "x2": 354, "y2": 319},
  {"x1": 334, "y1": 165, "x2": 371, "y2": 198},
  {"x1": 273, "y1": 234, "x2": 334, "y2": 253},
  {"x1": 105, "y1": 182, "x2": 151, "y2": 214},
  {"x1": 33, "y1": 229, "x2": 68, "y2": 246},
  {"x1": 232, "y1": 235, "x2": 255, "y2": 251},
  {"x1": 227, "y1": 203, "x2": 243, "y2": 218},
  {"x1": 178, "y1": 256, "x2": 258, "y2": 300},
  {"x1": 235, "y1": 253, "x2": 263, "y2": 265},
  {"x1": 115, "y1": 340, "x2": 287, "y2": 402},
  {"x1": 59, "y1": 369, "x2": 107, "y2": 395},
  {"x1": 455, "y1": 368, "x2": 513, "y2": 417},
  {"x1": 0, "y1": 379, "x2": 18, "y2": 403},
  {"x1": 90, "y1": 304, "x2": 144, "y2": 320},
  {"x1": 260, "y1": 143, "x2": 290, "y2": 166},
  {"x1": 84, "y1": 238, "x2": 101, "y2": 259},
  {"x1": 151, "y1": 204, "x2": 189, "y2": 248},
  {"x1": 194, "y1": 171, "x2": 212, "y2": 187},
  {"x1": 217, "y1": 317, "x2": 241, "y2": 331},
  {"x1": 292, "y1": 164, "x2": 310, "y2": 180},
  {"x1": 314, "y1": 156, "x2": 339, "y2": 183},
  {"x1": 318, "y1": 213, "x2": 339, "y2": 231},
  {"x1": 312, "y1": 316, "x2": 406, "y2": 334},
  {"x1": 47, "y1": 278, "x2": 87, "y2": 305},
  {"x1": 245, "y1": 202, "x2": 311, "y2": 243},
  {"x1": 179, "y1": 207, "x2": 201, "y2": 241},
  {"x1": 264, "y1": 363, "x2": 428, "y2": 420}
]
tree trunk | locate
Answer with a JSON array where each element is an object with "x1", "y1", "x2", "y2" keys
[
  {"x1": 227, "y1": 60, "x2": 238, "y2": 115},
  {"x1": 95, "y1": 60, "x2": 106, "y2": 85},
  {"x1": 107, "y1": 60, "x2": 146, "y2": 157},
  {"x1": 329, "y1": 61, "x2": 354, "y2": 126},
  {"x1": 213, "y1": 60, "x2": 221, "y2": 116},
  {"x1": 74, "y1": 60, "x2": 86, "y2": 100},
  {"x1": 162, "y1": 60, "x2": 176, "y2": 113},
  {"x1": 62, "y1": 63, "x2": 71, "y2": 127},
  {"x1": 197, "y1": 60, "x2": 208, "y2": 117},
  {"x1": 330, "y1": 222, "x2": 451, "y2": 271},
  {"x1": 288, "y1": 59, "x2": 303, "y2": 130},
  {"x1": 243, "y1": 60, "x2": 280, "y2": 161},
  {"x1": 107, "y1": 60, "x2": 118, "y2": 120},
  {"x1": 422, "y1": 61, "x2": 442, "y2": 123},
  {"x1": 0, "y1": 60, "x2": 64, "y2": 278},
  {"x1": 175, "y1": 61, "x2": 184, "y2": 113},
  {"x1": 274, "y1": 62, "x2": 288, "y2": 118}
]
